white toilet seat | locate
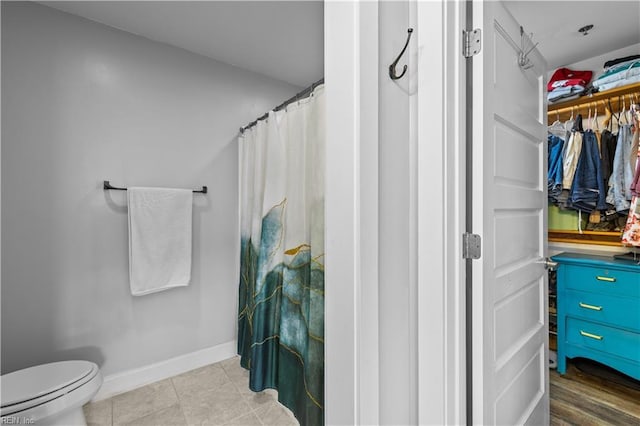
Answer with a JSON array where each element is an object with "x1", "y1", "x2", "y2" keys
[{"x1": 1, "y1": 361, "x2": 102, "y2": 422}]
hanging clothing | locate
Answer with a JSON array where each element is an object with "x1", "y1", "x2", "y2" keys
[
  {"x1": 630, "y1": 117, "x2": 639, "y2": 177},
  {"x1": 570, "y1": 131, "x2": 607, "y2": 212},
  {"x1": 548, "y1": 134, "x2": 565, "y2": 203},
  {"x1": 562, "y1": 130, "x2": 584, "y2": 189},
  {"x1": 600, "y1": 129, "x2": 618, "y2": 190},
  {"x1": 630, "y1": 110, "x2": 640, "y2": 195},
  {"x1": 237, "y1": 85, "x2": 325, "y2": 426},
  {"x1": 623, "y1": 114, "x2": 640, "y2": 246},
  {"x1": 621, "y1": 195, "x2": 640, "y2": 246},
  {"x1": 631, "y1": 132, "x2": 640, "y2": 195},
  {"x1": 606, "y1": 125, "x2": 634, "y2": 212},
  {"x1": 631, "y1": 161, "x2": 640, "y2": 195}
]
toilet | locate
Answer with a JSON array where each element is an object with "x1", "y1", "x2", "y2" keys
[{"x1": 1, "y1": 361, "x2": 103, "y2": 425}]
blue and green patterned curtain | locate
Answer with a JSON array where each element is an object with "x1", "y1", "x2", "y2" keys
[{"x1": 237, "y1": 85, "x2": 324, "y2": 426}]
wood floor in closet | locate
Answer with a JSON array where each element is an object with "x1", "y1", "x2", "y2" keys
[{"x1": 550, "y1": 359, "x2": 640, "y2": 425}]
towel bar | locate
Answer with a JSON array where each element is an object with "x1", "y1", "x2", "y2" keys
[{"x1": 103, "y1": 180, "x2": 207, "y2": 194}]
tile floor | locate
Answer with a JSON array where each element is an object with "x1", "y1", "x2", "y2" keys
[{"x1": 83, "y1": 356, "x2": 299, "y2": 426}]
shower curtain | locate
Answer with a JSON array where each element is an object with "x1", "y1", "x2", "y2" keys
[{"x1": 237, "y1": 85, "x2": 324, "y2": 426}]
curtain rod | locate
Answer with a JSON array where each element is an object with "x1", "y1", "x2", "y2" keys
[{"x1": 239, "y1": 77, "x2": 324, "y2": 134}]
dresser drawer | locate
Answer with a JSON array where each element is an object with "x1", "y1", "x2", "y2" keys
[
  {"x1": 565, "y1": 290, "x2": 640, "y2": 331},
  {"x1": 562, "y1": 265, "x2": 640, "y2": 298},
  {"x1": 566, "y1": 318, "x2": 640, "y2": 363}
]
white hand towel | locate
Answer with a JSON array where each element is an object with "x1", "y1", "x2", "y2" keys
[{"x1": 128, "y1": 187, "x2": 193, "y2": 296}]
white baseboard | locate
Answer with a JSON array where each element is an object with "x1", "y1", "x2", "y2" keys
[{"x1": 93, "y1": 340, "x2": 237, "y2": 401}]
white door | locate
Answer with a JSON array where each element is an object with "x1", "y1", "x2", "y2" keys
[{"x1": 471, "y1": 1, "x2": 549, "y2": 424}]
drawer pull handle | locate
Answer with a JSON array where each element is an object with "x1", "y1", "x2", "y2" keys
[
  {"x1": 580, "y1": 330, "x2": 603, "y2": 340},
  {"x1": 579, "y1": 302, "x2": 602, "y2": 311},
  {"x1": 596, "y1": 276, "x2": 616, "y2": 282}
]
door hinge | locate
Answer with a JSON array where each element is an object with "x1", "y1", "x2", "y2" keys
[
  {"x1": 462, "y1": 28, "x2": 482, "y2": 58},
  {"x1": 462, "y1": 233, "x2": 481, "y2": 259}
]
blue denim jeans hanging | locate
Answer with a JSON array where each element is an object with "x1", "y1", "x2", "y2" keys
[
  {"x1": 606, "y1": 124, "x2": 634, "y2": 212},
  {"x1": 548, "y1": 134, "x2": 565, "y2": 203},
  {"x1": 570, "y1": 130, "x2": 607, "y2": 212}
]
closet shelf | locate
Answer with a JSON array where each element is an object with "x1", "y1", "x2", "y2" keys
[
  {"x1": 547, "y1": 82, "x2": 640, "y2": 121},
  {"x1": 548, "y1": 230, "x2": 624, "y2": 247}
]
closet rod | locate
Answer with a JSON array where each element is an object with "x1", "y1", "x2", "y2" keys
[
  {"x1": 549, "y1": 101, "x2": 620, "y2": 120},
  {"x1": 239, "y1": 77, "x2": 324, "y2": 134},
  {"x1": 103, "y1": 180, "x2": 208, "y2": 194}
]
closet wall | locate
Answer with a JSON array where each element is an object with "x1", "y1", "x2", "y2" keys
[{"x1": 1, "y1": 2, "x2": 299, "y2": 376}]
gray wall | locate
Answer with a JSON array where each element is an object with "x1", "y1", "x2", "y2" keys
[{"x1": 1, "y1": 2, "x2": 298, "y2": 376}]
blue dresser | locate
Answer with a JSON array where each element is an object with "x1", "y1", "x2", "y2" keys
[{"x1": 552, "y1": 252, "x2": 640, "y2": 380}]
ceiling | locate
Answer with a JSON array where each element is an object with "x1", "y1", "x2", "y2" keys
[
  {"x1": 39, "y1": 1, "x2": 324, "y2": 88},
  {"x1": 505, "y1": 1, "x2": 640, "y2": 70},
  {"x1": 38, "y1": 1, "x2": 638, "y2": 86}
]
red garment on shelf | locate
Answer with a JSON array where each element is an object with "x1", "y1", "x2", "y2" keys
[
  {"x1": 547, "y1": 68, "x2": 593, "y2": 92},
  {"x1": 549, "y1": 78, "x2": 587, "y2": 90}
]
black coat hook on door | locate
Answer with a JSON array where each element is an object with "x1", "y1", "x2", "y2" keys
[{"x1": 389, "y1": 28, "x2": 413, "y2": 80}]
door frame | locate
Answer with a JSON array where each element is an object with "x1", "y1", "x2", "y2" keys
[
  {"x1": 324, "y1": 0, "x2": 465, "y2": 424},
  {"x1": 416, "y1": 0, "x2": 467, "y2": 424},
  {"x1": 324, "y1": 1, "x2": 380, "y2": 424},
  {"x1": 418, "y1": 0, "x2": 468, "y2": 423}
]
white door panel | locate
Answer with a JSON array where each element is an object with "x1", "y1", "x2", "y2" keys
[{"x1": 472, "y1": 1, "x2": 549, "y2": 424}]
